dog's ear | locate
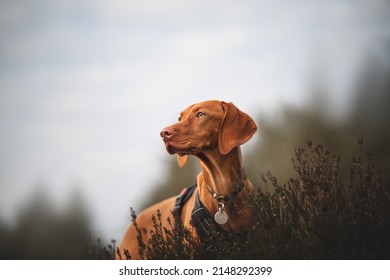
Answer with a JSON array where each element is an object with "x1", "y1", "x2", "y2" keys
[
  {"x1": 218, "y1": 102, "x2": 257, "y2": 155},
  {"x1": 177, "y1": 155, "x2": 188, "y2": 168}
]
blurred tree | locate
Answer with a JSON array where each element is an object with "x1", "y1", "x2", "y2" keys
[
  {"x1": 247, "y1": 45, "x2": 390, "y2": 187},
  {"x1": 0, "y1": 218, "x2": 12, "y2": 258},
  {"x1": 0, "y1": 185, "x2": 95, "y2": 259},
  {"x1": 245, "y1": 105, "x2": 351, "y2": 187},
  {"x1": 347, "y1": 45, "x2": 390, "y2": 176}
]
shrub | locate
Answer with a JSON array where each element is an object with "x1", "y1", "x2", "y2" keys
[{"x1": 118, "y1": 140, "x2": 390, "y2": 259}]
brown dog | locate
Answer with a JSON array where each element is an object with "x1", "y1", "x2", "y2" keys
[{"x1": 117, "y1": 100, "x2": 257, "y2": 259}]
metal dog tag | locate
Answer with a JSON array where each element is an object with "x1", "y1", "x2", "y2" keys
[{"x1": 214, "y1": 210, "x2": 228, "y2": 225}]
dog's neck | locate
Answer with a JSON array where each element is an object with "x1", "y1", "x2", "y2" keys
[
  {"x1": 197, "y1": 147, "x2": 244, "y2": 195},
  {"x1": 196, "y1": 146, "x2": 252, "y2": 231}
]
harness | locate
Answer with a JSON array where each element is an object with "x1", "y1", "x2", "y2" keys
[{"x1": 173, "y1": 184, "x2": 246, "y2": 255}]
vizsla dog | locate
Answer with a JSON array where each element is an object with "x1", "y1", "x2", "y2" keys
[{"x1": 118, "y1": 100, "x2": 257, "y2": 259}]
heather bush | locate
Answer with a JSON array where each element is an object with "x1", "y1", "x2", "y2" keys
[{"x1": 118, "y1": 140, "x2": 390, "y2": 259}]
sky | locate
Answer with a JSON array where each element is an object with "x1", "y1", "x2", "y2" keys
[{"x1": 1, "y1": 0, "x2": 389, "y2": 241}]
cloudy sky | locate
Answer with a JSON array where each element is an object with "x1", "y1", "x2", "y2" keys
[{"x1": 1, "y1": 0, "x2": 389, "y2": 240}]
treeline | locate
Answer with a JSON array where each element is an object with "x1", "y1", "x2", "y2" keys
[{"x1": 0, "y1": 187, "x2": 113, "y2": 259}]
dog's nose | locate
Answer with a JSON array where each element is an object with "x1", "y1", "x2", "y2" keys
[{"x1": 160, "y1": 127, "x2": 174, "y2": 141}]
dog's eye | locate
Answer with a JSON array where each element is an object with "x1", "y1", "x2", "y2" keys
[{"x1": 196, "y1": 112, "x2": 206, "y2": 118}]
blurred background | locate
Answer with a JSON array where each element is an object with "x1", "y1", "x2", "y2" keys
[{"x1": 0, "y1": 0, "x2": 389, "y2": 258}]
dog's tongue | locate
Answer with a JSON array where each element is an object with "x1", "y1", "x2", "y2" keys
[{"x1": 177, "y1": 155, "x2": 188, "y2": 168}]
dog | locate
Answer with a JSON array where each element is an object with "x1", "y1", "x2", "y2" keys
[{"x1": 117, "y1": 100, "x2": 257, "y2": 259}]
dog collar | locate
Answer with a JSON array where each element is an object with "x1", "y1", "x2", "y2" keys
[
  {"x1": 204, "y1": 168, "x2": 248, "y2": 225},
  {"x1": 205, "y1": 180, "x2": 247, "y2": 205},
  {"x1": 205, "y1": 167, "x2": 248, "y2": 203}
]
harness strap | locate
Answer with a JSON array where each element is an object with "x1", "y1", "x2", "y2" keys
[
  {"x1": 191, "y1": 191, "x2": 224, "y2": 250},
  {"x1": 173, "y1": 183, "x2": 248, "y2": 258},
  {"x1": 173, "y1": 184, "x2": 197, "y2": 233}
]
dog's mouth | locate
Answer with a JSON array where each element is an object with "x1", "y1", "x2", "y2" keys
[
  {"x1": 165, "y1": 142, "x2": 176, "y2": 155},
  {"x1": 164, "y1": 142, "x2": 200, "y2": 156}
]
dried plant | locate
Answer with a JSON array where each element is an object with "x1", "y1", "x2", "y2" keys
[{"x1": 117, "y1": 140, "x2": 390, "y2": 259}]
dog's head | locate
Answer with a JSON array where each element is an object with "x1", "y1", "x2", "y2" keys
[{"x1": 160, "y1": 100, "x2": 257, "y2": 167}]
